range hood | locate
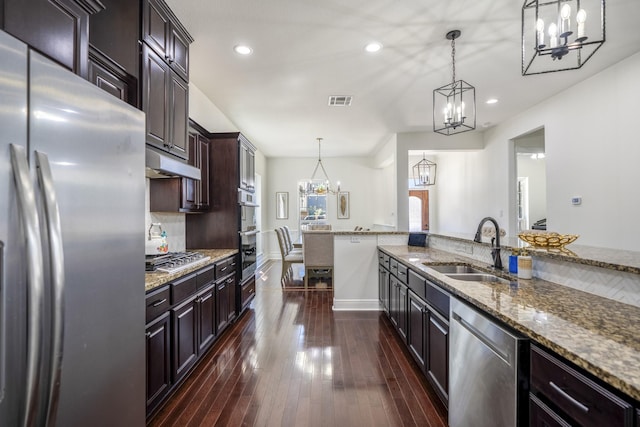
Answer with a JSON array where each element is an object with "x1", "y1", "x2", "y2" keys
[{"x1": 145, "y1": 148, "x2": 200, "y2": 180}]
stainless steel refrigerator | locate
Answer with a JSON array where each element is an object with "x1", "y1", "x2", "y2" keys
[{"x1": 0, "y1": 30, "x2": 146, "y2": 426}]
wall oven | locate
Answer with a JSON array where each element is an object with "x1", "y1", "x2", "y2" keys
[{"x1": 239, "y1": 189, "x2": 259, "y2": 281}]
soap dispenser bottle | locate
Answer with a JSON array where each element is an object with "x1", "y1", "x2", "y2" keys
[{"x1": 517, "y1": 250, "x2": 533, "y2": 279}]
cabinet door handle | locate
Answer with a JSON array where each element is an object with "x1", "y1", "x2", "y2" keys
[
  {"x1": 145, "y1": 331, "x2": 151, "y2": 338},
  {"x1": 548, "y1": 381, "x2": 590, "y2": 413},
  {"x1": 227, "y1": 278, "x2": 234, "y2": 284},
  {"x1": 151, "y1": 298, "x2": 167, "y2": 307}
]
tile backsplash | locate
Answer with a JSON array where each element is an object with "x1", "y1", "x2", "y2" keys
[{"x1": 145, "y1": 179, "x2": 186, "y2": 253}]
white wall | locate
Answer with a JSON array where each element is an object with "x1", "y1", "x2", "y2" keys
[
  {"x1": 189, "y1": 84, "x2": 238, "y2": 132},
  {"x1": 517, "y1": 155, "x2": 547, "y2": 226},
  {"x1": 480, "y1": 52, "x2": 640, "y2": 250},
  {"x1": 396, "y1": 131, "x2": 484, "y2": 231},
  {"x1": 266, "y1": 156, "x2": 383, "y2": 230}
]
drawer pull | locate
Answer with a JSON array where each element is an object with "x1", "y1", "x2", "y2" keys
[
  {"x1": 151, "y1": 298, "x2": 167, "y2": 307},
  {"x1": 231, "y1": 262, "x2": 237, "y2": 266},
  {"x1": 399, "y1": 271, "x2": 406, "y2": 276},
  {"x1": 549, "y1": 381, "x2": 590, "y2": 413},
  {"x1": 220, "y1": 266, "x2": 228, "y2": 272}
]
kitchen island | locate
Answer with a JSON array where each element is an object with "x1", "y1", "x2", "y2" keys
[
  {"x1": 379, "y1": 244, "x2": 640, "y2": 404},
  {"x1": 301, "y1": 230, "x2": 409, "y2": 310}
]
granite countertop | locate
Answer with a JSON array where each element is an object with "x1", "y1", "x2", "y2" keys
[
  {"x1": 379, "y1": 245, "x2": 640, "y2": 401},
  {"x1": 302, "y1": 230, "x2": 409, "y2": 235},
  {"x1": 145, "y1": 249, "x2": 238, "y2": 292}
]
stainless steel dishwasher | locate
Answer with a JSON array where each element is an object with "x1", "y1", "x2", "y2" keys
[{"x1": 449, "y1": 299, "x2": 528, "y2": 427}]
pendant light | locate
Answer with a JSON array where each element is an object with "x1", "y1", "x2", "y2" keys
[
  {"x1": 433, "y1": 30, "x2": 476, "y2": 136},
  {"x1": 299, "y1": 138, "x2": 340, "y2": 196},
  {"x1": 412, "y1": 154, "x2": 437, "y2": 186},
  {"x1": 522, "y1": 0, "x2": 605, "y2": 75}
]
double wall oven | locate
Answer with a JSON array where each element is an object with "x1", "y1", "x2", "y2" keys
[{"x1": 239, "y1": 189, "x2": 259, "y2": 281}]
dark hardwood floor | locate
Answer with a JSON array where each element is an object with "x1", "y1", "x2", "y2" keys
[{"x1": 148, "y1": 260, "x2": 448, "y2": 427}]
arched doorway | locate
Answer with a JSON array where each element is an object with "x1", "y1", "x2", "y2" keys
[{"x1": 409, "y1": 190, "x2": 429, "y2": 231}]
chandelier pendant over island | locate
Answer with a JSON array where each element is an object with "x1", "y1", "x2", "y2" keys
[
  {"x1": 299, "y1": 138, "x2": 340, "y2": 196},
  {"x1": 433, "y1": 30, "x2": 476, "y2": 136},
  {"x1": 522, "y1": 0, "x2": 605, "y2": 75}
]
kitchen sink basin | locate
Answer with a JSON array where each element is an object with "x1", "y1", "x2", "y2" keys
[
  {"x1": 426, "y1": 264, "x2": 484, "y2": 274},
  {"x1": 446, "y1": 273, "x2": 510, "y2": 285}
]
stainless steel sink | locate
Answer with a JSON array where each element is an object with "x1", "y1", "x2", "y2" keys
[
  {"x1": 446, "y1": 273, "x2": 510, "y2": 284},
  {"x1": 426, "y1": 264, "x2": 484, "y2": 274}
]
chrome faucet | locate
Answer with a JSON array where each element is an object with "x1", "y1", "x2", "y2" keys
[{"x1": 474, "y1": 217, "x2": 503, "y2": 270}]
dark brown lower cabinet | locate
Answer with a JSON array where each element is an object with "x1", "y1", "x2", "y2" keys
[
  {"x1": 407, "y1": 291, "x2": 426, "y2": 371},
  {"x1": 216, "y1": 275, "x2": 235, "y2": 333},
  {"x1": 145, "y1": 312, "x2": 171, "y2": 412},
  {"x1": 172, "y1": 298, "x2": 198, "y2": 382},
  {"x1": 529, "y1": 393, "x2": 572, "y2": 427},
  {"x1": 407, "y1": 289, "x2": 449, "y2": 407},
  {"x1": 378, "y1": 265, "x2": 389, "y2": 313},
  {"x1": 196, "y1": 284, "x2": 216, "y2": 353},
  {"x1": 530, "y1": 344, "x2": 633, "y2": 427},
  {"x1": 426, "y1": 310, "x2": 449, "y2": 404}
]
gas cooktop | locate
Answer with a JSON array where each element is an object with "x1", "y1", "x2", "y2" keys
[{"x1": 145, "y1": 251, "x2": 211, "y2": 274}]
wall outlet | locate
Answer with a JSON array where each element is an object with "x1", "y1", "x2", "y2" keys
[{"x1": 350, "y1": 236, "x2": 360, "y2": 243}]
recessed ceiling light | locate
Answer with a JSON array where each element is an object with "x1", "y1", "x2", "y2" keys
[
  {"x1": 364, "y1": 42, "x2": 383, "y2": 53},
  {"x1": 234, "y1": 45, "x2": 253, "y2": 55},
  {"x1": 486, "y1": 98, "x2": 498, "y2": 104}
]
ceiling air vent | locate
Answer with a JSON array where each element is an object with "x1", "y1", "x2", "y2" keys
[{"x1": 328, "y1": 95, "x2": 353, "y2": 106}]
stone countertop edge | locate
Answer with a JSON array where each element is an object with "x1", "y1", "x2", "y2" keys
[
  {"x1": 428, "y1": 232, "x2": 640, "y2": 275},
  {"x1": 378, "y1": 244, "x2": 640, "y2": 402},
  {"x1": 303, "y1": 230, "x2": 409, "y2": 235},
  {"x1": 145, "y1": 249, "x2": 239, "y2": 292}
]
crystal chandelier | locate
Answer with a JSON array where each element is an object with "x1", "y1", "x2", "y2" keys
[
  {"x1": 412, "y1": 154, "x2": 437, "y2": 186},
  {"x1": 433, "y1": 30, "x2": 476, "y2": 136},
  {"x1": 299, "y1": 138, "x2": 340, "y2": 196},
  {"x1": 522, "y1": 0, "x2": 605, "y2": 75}
]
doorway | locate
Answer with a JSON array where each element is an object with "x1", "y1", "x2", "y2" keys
[{"x1": 409, "y1": 190, "x2": 429, "y2": 231}]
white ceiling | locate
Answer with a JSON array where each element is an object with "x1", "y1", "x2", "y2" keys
[{"x1": 166, "y1": 0, "x2": 640, "y2": 158}]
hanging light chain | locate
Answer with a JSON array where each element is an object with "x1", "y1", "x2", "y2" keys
[{"x1": 451, "y1": 36, "x2": 456, "y2": 84}]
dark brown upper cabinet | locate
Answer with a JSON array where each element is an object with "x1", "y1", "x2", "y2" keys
[
  {"x1": 141, "y1": 0, "x2": 192, "y2": 161},
  {"x1": 142, "y1": 0, "x2": 191, "y2": 82},
  {"x1": 88, "y1": 0, "x2": 140, "y2": 107},
  {"x1": 142, "y1": 44, "x2": 189, "y2": 160},
  {"x1": 2, "y1": 0, "x2": 105, "y2": 78}
]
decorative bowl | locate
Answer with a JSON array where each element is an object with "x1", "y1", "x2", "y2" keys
[{"x1": 518, "y1": 232, "x2": 579, "y2": 248}]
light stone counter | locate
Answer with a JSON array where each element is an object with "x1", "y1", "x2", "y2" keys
[
  {"x1": 145, "y1": 249, "x2": 238, "y2": 292},
  {"x1": 379, "y1": 244, "x2": 640, "y2": 402}
]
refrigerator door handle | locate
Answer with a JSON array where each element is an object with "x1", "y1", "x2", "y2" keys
[
  {"x1": 9, "y1": 144, "x2": 45, "y2": 427},
  {"x1": 35, "y1": 151, "x2": 65, "y2": 426}
]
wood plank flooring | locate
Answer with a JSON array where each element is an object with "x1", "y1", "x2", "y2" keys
[{"x1": 148, "y1": 260, "x2": 448, "y2": 427}]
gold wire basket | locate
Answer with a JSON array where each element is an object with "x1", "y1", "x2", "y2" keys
[{"x1": 518, "y1": 232, "x2": 579, "y2": 248}]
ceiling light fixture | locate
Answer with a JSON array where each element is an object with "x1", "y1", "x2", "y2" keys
[
  {"x1": 233, "y1": 45, "x2": 253, "y2": 55},
  {"x1": 412, "y1": 153, "x2": 437, "y2": 186},
  {"x1": 522, "y1": 0, "x2": 605, "y2": 75},
  {"x1": 486, "y1": 98, "x2": 499, "y2": 104},
  {"x1": 299, "y1": 138, "x2": 340, "y2": 196},
  {"x1": 433, "y1": 30, "x2": 476, "y2": 136},
  {"x1": 365, "y1": 42, "x2": 383, "y2": 53}
]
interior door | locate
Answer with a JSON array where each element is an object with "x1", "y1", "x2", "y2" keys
[{"x1": 409, "y1": 190, "x2": 430, "y2": 230}]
